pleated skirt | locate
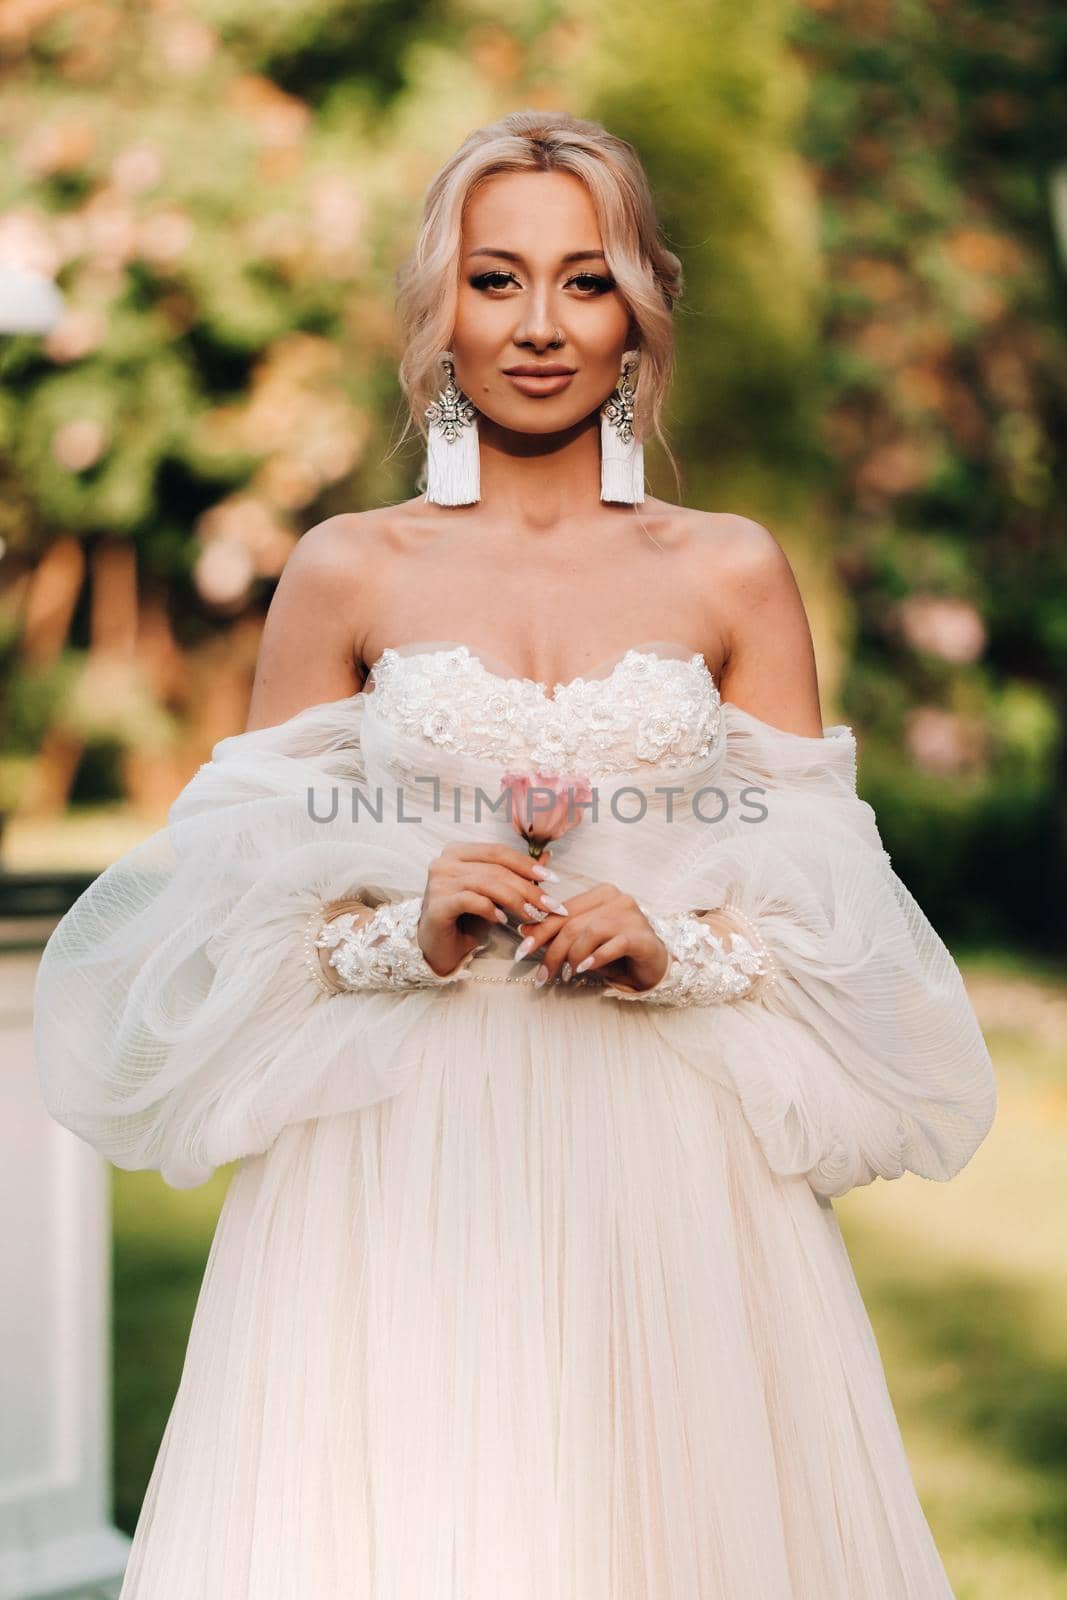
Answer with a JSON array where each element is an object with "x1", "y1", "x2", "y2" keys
[{"x1": 117, "y1": 959, "x2": 957, "y2": 1599}]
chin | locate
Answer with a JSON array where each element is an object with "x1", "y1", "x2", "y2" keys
[{"x1": 488, "y1": 401, "x2": 593, "y2": 437}]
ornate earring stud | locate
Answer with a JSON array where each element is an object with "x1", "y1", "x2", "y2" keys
[
  {"x1": 424, "y1": 350, "x2": 480, "y2": 506},
  {"x1": 600, "y1": 348, "x2": 644, "y2": 505}
]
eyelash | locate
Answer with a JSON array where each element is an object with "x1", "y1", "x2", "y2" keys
[{"x1": 469, "y1": 270, "x2": 616, "y2": 296}]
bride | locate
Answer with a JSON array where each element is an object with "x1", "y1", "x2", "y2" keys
[{"x1": 34, "y1": 110, "x2": 996, "y2": 1598}]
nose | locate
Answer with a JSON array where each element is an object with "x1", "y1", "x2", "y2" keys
[{"x1": 513, "y1": 287, "x2": 563, "y2": 350}]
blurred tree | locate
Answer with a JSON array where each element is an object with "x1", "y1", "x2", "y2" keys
[
  {"x1": 576, "y1": 0, "x2": 851, "y2": 741},
  {"x1": 0, "y1": 0, "x2": 454, "y2": 810},
  {"x1": 0, "y1": 0, "x2": 1063, "y2": 957},
  {"x1": 786, "y1": 0, "x2": 1067, "y2": 948}
]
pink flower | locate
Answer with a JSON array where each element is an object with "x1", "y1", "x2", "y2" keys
[
  {"x1": 903, "y1": 706, "x2": 987, "y2": 776},
  {"x1": 499, "y1": 768, "x2": 593, "y2": 858},
  {"x1": 897, "y1": 594, "x2": 986, "y2": 664}
]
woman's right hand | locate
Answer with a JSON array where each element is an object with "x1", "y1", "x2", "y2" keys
[{"x1": 417, "y1": 841, "x2": 568, "y2": 977}]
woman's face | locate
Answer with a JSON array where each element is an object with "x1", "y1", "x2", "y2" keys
[{"x1": 451, "y1": 169, "x2": 636, "y2": 438}]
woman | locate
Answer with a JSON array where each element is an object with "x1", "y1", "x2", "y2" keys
[{"x1": 34, "y1": 110, "x2": 996, "y2": 1598}]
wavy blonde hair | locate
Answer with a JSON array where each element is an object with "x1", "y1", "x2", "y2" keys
[{"x1": 392, "y1": 109, "x2": 684, "y2": 492}]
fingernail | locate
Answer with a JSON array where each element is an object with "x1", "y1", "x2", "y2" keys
[
  {"x1": 513, "y1": 936, "x2": 535, "y2": 962},
  {"x1": 575, "y1": 956, "x2": 594, "y2": 974},
  {"x1": 533, "y1": 964, "x2": 548, "y2": 987},
  {"x1": 541, "y1": 897, "x2": 569, "y2": 916},
  {"x1": 494, "y1": 907, "x2": 509, "y2": 924},
  {"x1": 522, "y1": 901, "x2": 547, "y2": 922},
  {"x1": 531, "y1": 865, "x2": 561, "y2": 882},
  {"x1": 561, "y1": 961, "x2": 572, "y2": 982}
]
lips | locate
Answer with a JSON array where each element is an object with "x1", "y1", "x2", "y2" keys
[
  {"x1": 504, "y1": 367, "x2": 576, "y2": 396},
  {"x1": 503, "y1": 365, "x2": 576, "y2": 377}
]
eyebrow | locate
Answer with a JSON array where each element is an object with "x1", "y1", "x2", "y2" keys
[{"x1": 467, "y1": 248, "x2": 608, "y2": 265}]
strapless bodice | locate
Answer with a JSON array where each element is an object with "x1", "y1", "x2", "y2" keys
[{"x1": 361, "y1": 640, "x2": 724, "y2": 780}]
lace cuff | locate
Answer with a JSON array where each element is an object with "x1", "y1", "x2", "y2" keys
[
  {"x1": 302, "y1": 895, "x2": 481, "y2": 995},
  {"x1": 601, "y1": 903, "x2": 776, "y2": 1006}
]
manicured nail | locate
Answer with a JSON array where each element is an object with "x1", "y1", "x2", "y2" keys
[
  {"x1": 522, "y1": 902, "x2": 547, "y2": 921},
  {"x1": 533, "y1": 964, "x2": 548, "y2": 987},
  {"x1": 541, "y1": 897, "x2": 569, "y2": 916},
  {"x1": 513, "y1": 936, "x2": 535, "y2": 962},
  {"x1": 575, "y1": 956, "x2": 594, "y2": 974},
  {"x1": 531, "y1": 865, "x2": 560, "y2": 882},
  {"x1": 561, "y1": 961, "x2": 572, "y2": 982},
  {"x1": 494, "y1": 907, "x2": 509, "y2": 923}
]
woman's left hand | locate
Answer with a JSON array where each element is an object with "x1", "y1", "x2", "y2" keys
[{"x1": 514, "y1": 881, "x2": 668, "y2": 992}]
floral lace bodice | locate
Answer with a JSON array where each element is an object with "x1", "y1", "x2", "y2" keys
[{"x1": 363, "y1": 642, "x2": 724, "y2": 779}]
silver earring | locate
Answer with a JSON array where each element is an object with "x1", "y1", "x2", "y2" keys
[
  {"x1": 600, "y1": 348, "x2": 644, "y2": 505},
  {"x1": 424, "y1": 350, "x2": 480, "y2": 506}
]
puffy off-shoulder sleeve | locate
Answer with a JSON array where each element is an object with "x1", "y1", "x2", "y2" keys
[
  {"x1": 32, "y1": 693, "x2": 462, "y2": 1189},
  {"x1": 618, "y1": 704, "x2": 998, "y2": 1200}
]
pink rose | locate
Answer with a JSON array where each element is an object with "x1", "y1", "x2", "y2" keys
[{"x1": 499, "y1": 768, "x2": 593, "y2": 858}]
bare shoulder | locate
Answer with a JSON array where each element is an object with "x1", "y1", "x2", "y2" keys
[
  {"x1": 242, "y1": 509, "x2": 388, "y2": 732},
  {"x1": 275, "y1": 506, "x2": 400, "y2": 626},
  {"x1": 677, "y1": 508, "x2": 823, "y2": 736},
  {"x1": 296, "y1": 497, "x2": 440, "y2": 567},
  {"x1": 674, "y1": 509, "x2": 807, "y2": 632},
  {"x1": 676, "y1": 507, "x2": 796, "y2": 586},
  {"x1": 263, "y1": 509, "x2": 386, "y2": 646},
  {"x1": 288, "y1": 507, "x2": 391, "y2": 570}
]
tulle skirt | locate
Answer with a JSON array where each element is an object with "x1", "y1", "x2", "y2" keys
[{"x1": 117, "y1": 957, "x2": 957, "y2": 1599}]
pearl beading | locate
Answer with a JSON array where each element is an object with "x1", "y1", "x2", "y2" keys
[
  {"x1": 464, "y1": 967, "x2": 604, "y2": 988},
  {"x1": 716, "y1": 901, "x2": 778, "y2": 994},
  {"x1": 303, "y1": 895, "x2": 478, "y2": 995},
  {"x1": 602, "y1": 903, "x2": 776, "y2": 1005},
  {"x1": 302, "y1": 898, "x2": 776, "y2": 1001},
  {"x1": 303, "y1": 906, "x2": 341, "y2": 995}
]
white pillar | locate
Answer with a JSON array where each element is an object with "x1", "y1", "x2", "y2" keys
[{"x1": 0, "y1": 933, "x2": 130, "y2": 1600}]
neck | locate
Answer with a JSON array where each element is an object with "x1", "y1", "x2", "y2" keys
[{"x1": 472, "y1": 411, "x2": 606, "y2": 530}]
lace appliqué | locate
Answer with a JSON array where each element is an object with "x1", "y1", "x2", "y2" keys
[
  {"x1": 601, "y1": 905, "x2": 776, "y2": 1006},
  {"x1": 366, "y1": 646, "x2": 723, "y2": 780},
  {"x1": 305, "y1": 895, "x2": 478, "y2": 995}
]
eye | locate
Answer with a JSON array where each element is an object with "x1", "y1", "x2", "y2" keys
[
  {"x1": 469, "y1": 271, "x2": 515, "y2": 291},
  {"x1": 468, "y1": 270, "x2": 616, "y2": 295},
  {"x1": 568, "y1": 273, "x2": 616, "y2": 295}
]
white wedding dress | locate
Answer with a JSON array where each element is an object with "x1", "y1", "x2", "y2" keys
[{"x1": 33, "y1": 638, "x2": 997, "y2": 1599}]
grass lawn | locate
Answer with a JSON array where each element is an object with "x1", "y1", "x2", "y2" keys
[
  {"x1": 111, "y1": 951, "x2": 1067, "y2": 1595},
  {"x1": 838, "y1": 957, "x2": 1067, "y2": 1598}
]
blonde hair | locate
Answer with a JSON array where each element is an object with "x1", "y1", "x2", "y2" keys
[{"x1": 392, "y1": 109, "x2": 684, "y2": 495}]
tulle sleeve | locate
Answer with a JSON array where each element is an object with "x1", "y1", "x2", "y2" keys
[
  {"x1": 623, "y1": 703, "x2": 998, "y2": 1200},
  {"x1": 32, "y1": 692, "x2": 459, "y2": 1190}
]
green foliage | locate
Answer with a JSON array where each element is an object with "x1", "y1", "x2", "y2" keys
[
  {"x1": 580, "y1": 0, "x2": 822, "y2": 495},
  {"x1": 111, "y1": 1164, "x2": 233, "y2": 1534},
  {"x1": 0, "y1": 0, "x2": 1063, "y2": 949},
  {"x1": 791, "y1": 0, "x2": 1067, "y2": 948},
  {"x1": 0, "y1": 0, "x2": 417, "y2": 580}
]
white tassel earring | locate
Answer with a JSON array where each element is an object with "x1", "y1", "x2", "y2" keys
[
  {"x1": 600, "y1": 348, "x2": 644, "y2": 505},
  {"x1": 424, "y1": 350, "x2": 480, "y2": 506}
]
